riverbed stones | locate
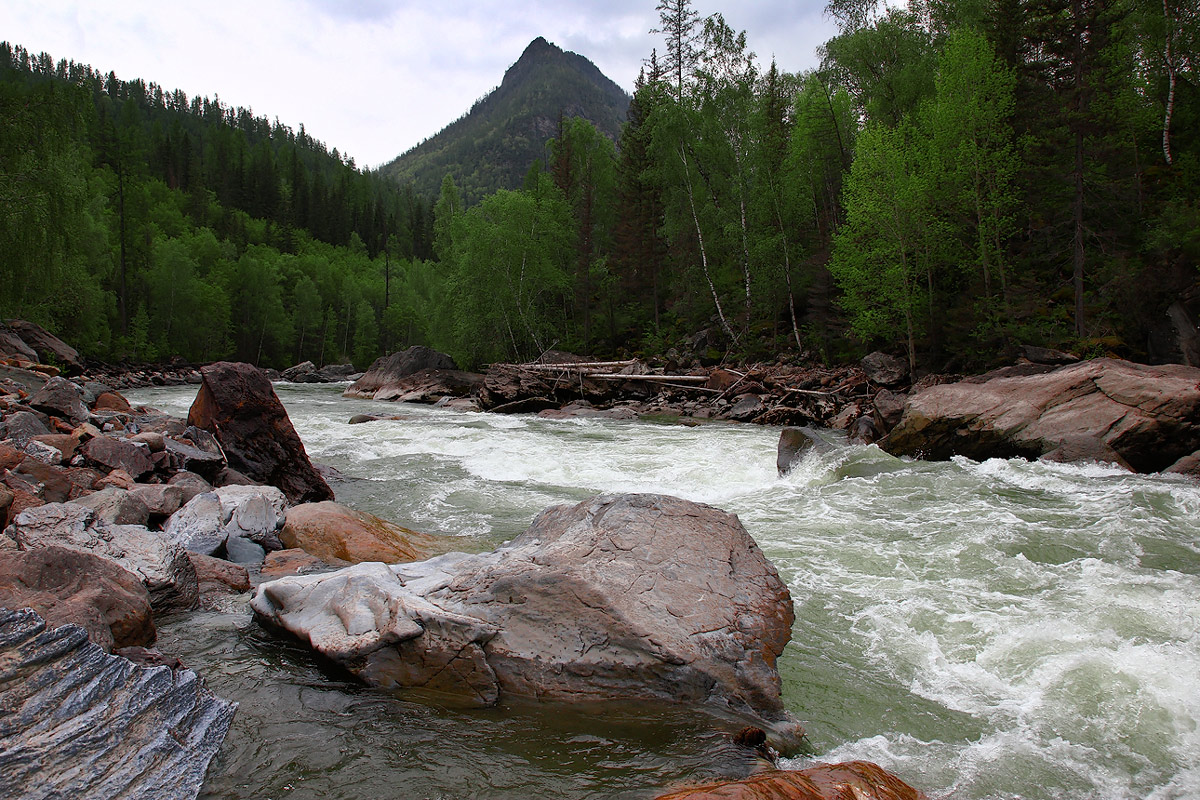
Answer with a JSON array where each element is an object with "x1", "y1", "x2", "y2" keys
[
  {"x1": 882, "y1": 357, "x2": 1200, "y2": 472},
  {"x1": 252, "y1": 493, "x2": 800, "y2": 744},
  {"x1": 4, "y1": 502, "x2": 199, "y2": 612},
  {"x1": 0, "y1": 608, "x2": 237, "y2": 800},
  {"x1": 0, "y1": 544, "x2": 155, "y2": 651},
  {"x1": 187, "y1": 361, "x2": 333, "y2": 504},
  {"x1": 279, "y1": 500, "x2": 443, "y2": 564}
]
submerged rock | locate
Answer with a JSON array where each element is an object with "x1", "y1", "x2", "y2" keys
[
  {"x1": 280, "y1": 500, "x2": 444, "y2": 564},
  {"x1": 882, "y1": 358, "x2": 1200, "y2": 472},
  {"x1": 654, "y1": 760, "x2": 928, "y2": 800},
  {"x1": 0, "y1": 607, "x2": 236, "y2": 800},
  {"x1": 252, "y1": 494, "x2": 800, "y2": 744}
]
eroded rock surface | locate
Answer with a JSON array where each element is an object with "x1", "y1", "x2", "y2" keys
[
  {"x1": 654, "y1": 761, "x2": 928, "y2": 800},
  {"x1": 882, "y1": 358, "x2": 1200, "y2": 472},
  {"x1": 280, "y1": 500, "x2": 444, "y2": 564},
  {"x1": 252, "y1": 494, "x2": 799, "y2": 742},
  {"x1": 0, "y1": 608, "x2": 236, "y2": 800}
]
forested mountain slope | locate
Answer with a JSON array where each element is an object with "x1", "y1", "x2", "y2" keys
[{"x1": 380, "y1": 37, "x2": 630, "y2": 204}]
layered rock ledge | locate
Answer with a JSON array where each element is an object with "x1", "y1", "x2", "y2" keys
[
  {"x1": 0, "y1": 607, "x2": 236, "y2": 800},
  {"x1": 251, "y1": 493, "x2": 801, "y2": 745}
]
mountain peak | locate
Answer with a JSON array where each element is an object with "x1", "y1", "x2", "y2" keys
[{"x1": 381, "y1": 37, "x2": 630, "y2": 204}]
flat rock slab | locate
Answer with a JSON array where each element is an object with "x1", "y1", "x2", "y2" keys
[
  {"x1": 882, "y1": 358, "x2": 1200, "y2": 473},
  {"x1": 252, "y1": 493, "x2": 800, "y2": 744},
  {"x1": 0, "y1": 608, "x2": 236, "y2": 800}
]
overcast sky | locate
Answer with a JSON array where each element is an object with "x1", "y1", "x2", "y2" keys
[{"x1": 2, "y1": 1, "x2": 836, "y2": 169}]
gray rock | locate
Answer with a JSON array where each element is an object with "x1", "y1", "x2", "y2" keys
[
  {"x1": 27, "y1": 376, "x2": 88, "y2": 424},
  {"x1": 0, "y1": 364, "x2": 49, "y2": 395},
  {"x1": 0, "y1": 607, "x2": 236, "y2": 800},
  {"x1": 68, "y1": 487, "x2": 152, "y2": 526},
  {"x1": 252, "y1": 494, "x2": 802, "y2": 745},
  {"x1": 215, "y1": 484, "x2": 287, "y2": 551},
  {"x1": 224, "y1": 534, "x2": 266, "y2": 565},
  {"x1": 5, "y1": 503, "x2": 199, "y2": 612},
  {"x1": 725, "y1": 393, "x2": 765, "y2": 421},
  {"x1": 163, "y1": 435, "x2": 225, "y2": 480},
  {"x1": 129, "y1": 483, "x2": 186, "y2": 518},
  {"x1": 162, "y1": 492, "x2": 226, "y2": 556},
  {"x1": 2, "y1": 410, "x2": 50, "y2": 442},
  {"x1": 3, "y1": 319, "x2": 81, "y2": 369},
  {"x1": 860, "y1": 351, "x2": 909, "y2": 387},
  {"x1": 81, "y1": 381, "x2": 116, "y2": 405},
  {"x1": 280, "y1": 360, "x2": 317, "y2": 381},
  {"x1": 166, "y1": 470, "x2": 214, "y2": 504}
]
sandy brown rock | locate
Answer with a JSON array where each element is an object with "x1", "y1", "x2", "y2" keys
[
  {"x1": 0, "y1": 544, "x2": 155, "y2": 651},
  {"x1": 260, "y1": 547, "x2": 340, "y2": 580},
  {"x1": 655, "y1": 761, "x2": 927, "y2": 800},
  {"x1": 281, "y1": 501, "x2": 445, "y2": 564},
  {"x1": 187, "y1": 551, "x2": 251, "y2": 609}
]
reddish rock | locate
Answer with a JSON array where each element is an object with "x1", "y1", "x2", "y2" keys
[
  {"x1": 0, "y1": 442, "x2": 25, "y2": 471},
  {"x1": 187, "y1": 361, "x2": 333, "y2": 504},
  {"x1": 31, "y1": 433, "x2": 79, "y2": 463},
  {"x1": 94, "y1": 391, "x2": 133, "y2": 413},
  {"x1": 81, "y1": 436, "x2": 154, "y2": 479},
  {"x1": 0, "y1": 484, "x2": 13, "y2": 528},
  {"x1": 187, "y1": 552, "x2": 251, "y2": 609},
  {"x1": 96, "y1": 468, "x2": 135, "y2": 490},
  {"x1": 883, "y1": 358, "x2": 1200, "y2": 473},
  {"x1": 13, "y1": 458, "x2": 73, "y2": 503},
  {"x1": 655, "y1": 761, "x2": 927, "y2": 800},
  {"x1": 280, "y1": 501, "x2": 445, "y2": 564},
  {"x1": 0, "y1": 544, "x2": 155, "y2": 652}
]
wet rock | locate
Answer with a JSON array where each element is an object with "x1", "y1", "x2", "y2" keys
[
  {"x1": 1165, "y1": 450, "x2": 1200, "y2": 478},
  {"x1": 851, "y1": 416, "x2": 881, "y2": 445},
  {"x1": 4, "y1": 502, "x2": 199, "y2": 612},
  {"x1": 371, "y1": 368, "x2": 485, "y2": 404},
  {"x1": 280, "y1": 501, "x2": 442, "y2": 564},
  {"x1": 861, "y1": 351, "x2": 909, "y2": 387},
  {"x1": 871, "y1": 388, "x2": 907, "y2": 431},
  {"x1": 261, "y1": 547, "x2": 339, "y2": 580},
  {"x1": 653, "y1": 760, "x2": 928, "y2": 800},
  {"x1": 27, "y1": 376, "x2": 89, "y2": 424},
  {"x1": 224, "y1": 534, "x2": 266, "y2": 565},
  {"x1": 80, "y1": 436, "x2": 154, "y2": 480},
  {"x1": 187, "y1": 361, "x2": 333, "y2": 504},
  {"x1": 187, "y1": 552, "x2": 251, "y2": 610},
  {"x1": 68, "y1": 487, "x2": 152, "y2": 526},
  {"x1": 777, "y1": 427, "x2": 836, "y2": 476},
  {"x1": 348, "y1": 413, "x2": 408, "y2": 424},
  {"x1": 0, "y1": 607, "x2": 236, "y2": 800},
  {"x1": 0, "y1": 544, "x2": 154, "y2": 651},
  {"x1": 882, "y1": 358, "x2": 1200, "y2": 473},
  {"x1": 252, "y1": 494, "x2": 801, "y2": 744}
]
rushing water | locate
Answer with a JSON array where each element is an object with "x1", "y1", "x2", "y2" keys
[{"x1": 128, "y1": 382, "x2": 1200, "y2": 800}]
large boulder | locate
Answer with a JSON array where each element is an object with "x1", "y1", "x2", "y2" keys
[
  {"x1": 369, "y1": 368, "x2": 485, "y2": 404},
  {"x1": 187, "y1": 361, "x2": 333, "y2": 503},
  {"x1": 280, "y1": 501, "x2": 445, "y2": 564},
  {"x1": 252, "y1": 494, "x2": 800, "y2": 743},
  {"x1": 2, "y1": 319, "x2": 81, "y2": 370},
  {"x1": 654, "y1": 761, "x2": 928, "y2": 800},
  {"x1": 0, "y1": 608, "x2": 236, "y2": 800},
  {"x1": 163, "y1": 485, "x2": 287, "y2": 556},
  {"x1": 345, "y1": 346, "x2": 458, "y2": 398},
  {"x1": 4, "y1": 502, "x2": 199, "y2": 612},
  {"x1": 0, "y1": 544, "x2": 155, "y2": 651},
  {"x1": 882, "y1": 358, "x2": 1200, "y2": 473},
  {"x1": 80, "y1": 435, "x2": 155, "y2": 480}
]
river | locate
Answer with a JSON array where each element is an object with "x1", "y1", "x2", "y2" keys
[{"x1": 126, "y1": 382, "x2": 1200, "y2": 800}]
